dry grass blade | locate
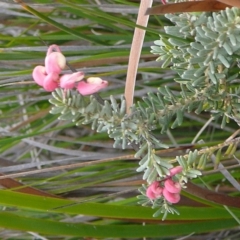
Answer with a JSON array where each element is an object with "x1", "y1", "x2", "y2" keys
[
  {"x1": 0, "y1": 170, "x2": 58, "y2": 198},
  {"x1": 146, "y1": 1, "x2": 230, "y2": 15},
  {"x1": 125, "y1": 0, "x2": 153, "y2": 113},
  {"x1": 217, "y1": 0, "x2": 240, "y2": 8},
  {"x1": 186, "y1": 182, "x2": 240, "y2": 208}
]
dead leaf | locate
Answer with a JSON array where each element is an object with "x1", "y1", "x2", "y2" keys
[{"x1": 146, "y1": 1, "x2": 230, "y2": 15}]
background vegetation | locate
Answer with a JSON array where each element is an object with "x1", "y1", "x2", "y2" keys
[{"x1": 0, "y1": 0, "x2": 240, "y2": 239}]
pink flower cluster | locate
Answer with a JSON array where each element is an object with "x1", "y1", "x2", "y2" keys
[
  {"x1": 32, "y1": 45, "x2": 108, "y2": 95},
  {"x1": 146, "y1": 166, "x2": 182, "y2": 204}
]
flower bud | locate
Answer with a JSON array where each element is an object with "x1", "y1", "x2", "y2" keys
[
  {"x1": 146, "y1": 181, "x2": 163, "y2": 200},
  {"x1": 169, "y1": 166, "x2": 183, "y2": 176},
  {"x1": 163, "y1": 188, "x2": 180, "y2": 203},
  {"x1": 45, "y1": 45, "x2": 66, "y2": 75},
  {"x1": 146, "y1": 187, "x2": 156, "y2": 200},
  {"x1": 164, "y1": 179, "x2": 181, "y2": 193}
]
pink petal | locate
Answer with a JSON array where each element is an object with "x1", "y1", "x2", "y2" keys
[
  {"x1": 150, "y1": 181, "x2": 159, "y2": 191},
  {"x1": 77, "y1": 77, "x2": 108, "y2": 95},
  {"x1": 45, "y1": 45, "x2": 66, "y2": 75},
  {"x1": 163, "y1": 188, "x2": 180, "y2": 203},
  {"x1": 60, "y1": 72, "x2": 84, "y2": 89},
  {"x1": 43, "y1": 72, "x2": 59, "y2": 92},
  {"x1": 164, "y1": 179, "x2": 181, "y2": 194},
  {"x1": 32, "y1": 65, "x2": 46, "y2": 86},
  {"x1": 161, "y1": 0, "x2": 167, "y2": 4}
]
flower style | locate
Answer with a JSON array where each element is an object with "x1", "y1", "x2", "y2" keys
[{"x1": 77, "y1": 77, "x2": 108, "y2": 95}]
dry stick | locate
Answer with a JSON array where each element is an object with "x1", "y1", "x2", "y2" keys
[
  {"x1": 124, "y1": 0, "x2": 153, "y2": 114},
  {"x1": 7, "y1": 131, "x2": 239, "y2": 182},
  {"x1": 0, "y1": 154, "x2": 137, "y2": 180},
  {"x1": 0, "y1": 145, "x2": 195, "y2": 180}
]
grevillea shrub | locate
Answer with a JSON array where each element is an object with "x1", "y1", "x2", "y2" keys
[{"x1": 43, "y1": 7, "x2": 240, "y2": 219}]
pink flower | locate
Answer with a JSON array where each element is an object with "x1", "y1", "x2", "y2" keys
[
  {"x1": 32, "y1": 44, "x2": 109, "y2": 94},
  {"x1": 161, "y1": 0, "x2": 166, "y2": 4},
  {"x1": 32, "y1": 45, "x2": 66, "y2": 91},
  {"x1": 145, "y1": 166, "x2": 182, "y2": 203},
  {"x1": 77, "y1": 77, "x2": 108, "y2": 95},
  {"x1": 164, "y1": 179, "x2": 181, "y2": 194},
  {"x1": 146, "y1": 181, "x2": 163, "y2": 200},
  {"x1": 163, "y1": 188, "x2": 180, "y2": 203},
  {"x1": 60, "y1": 72, "x2": 85, "y2": 90},
  {"x1": 45, "y1": 45, "x2": 66, "y2": 75},
  {"x1": 169, "y1": 166, "x2": 183, "y2": 176},
  {"x1": 162, "y1": 167, "x2": 182, "y2": 203}
]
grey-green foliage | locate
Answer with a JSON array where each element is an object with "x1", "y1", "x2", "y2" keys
[
  {"x1": 49, "y1": 89, "x2": 172, "y2": 183},
  {"x1": 151, "y1": 7, "x2": 240, "y2": 127},
  {"x1": 49, "y1": 85, "x2": 205, "y2": 184},
  {"x1": 49, "y1": 85, "x2": 203, "y2": 219},
  {"x1": 49, "y1": 7, "x2": 240, "y2": 219}
]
